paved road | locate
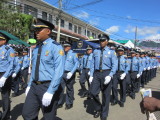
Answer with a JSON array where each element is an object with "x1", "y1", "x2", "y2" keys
[{"x1": 0, "y1": 69, "x2": 160, "y2": 120}]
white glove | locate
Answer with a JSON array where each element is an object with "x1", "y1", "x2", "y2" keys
[
  {"x1": 154, "y1": 66, "x2": 156, "y2": 68},
  {"x1": 0, "y1": 77, "x2": 7, "y2": 87},
  {"x1": 144, "y1": 68, "x2": 146, "y2": 71},
  {"x1": 104, "y1": 76, "x2": 111, "y2": 85},
  {"x1": 25, "y1": 87, "x2": 30, "y2": 96},
  {"x1": 12, "y1": 73, "x2": 17, "y2": 78},
  {"x1": 88, "y1": 71, "x2": 90, "y2": 76},
  {"x1": 120, "y1": 73, "x2": 126, "y2": 80},
  {"x1": 147, "y1": 67, "x2": 150, "y2": 70},
  {"x1": 42, "y1": 92, "x2": 53, "y2": 107},
  {"x1": 137, "y1": 74, "x2": 141, "y2": 78},
  {"x1": 66, "y1": 72, "x2": 73, "y2": 79},
  {"x1": 89, "y1": 76, "x2": 93, "y2": 84},
  {"x1": 140, "y1": 72, "x2": 142, "y2": 75},
  {"x1": 21, "y1": 67, "x2": 24, "y2": 70}
]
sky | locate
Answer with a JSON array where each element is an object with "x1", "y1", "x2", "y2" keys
[{"x1": 44, "y1": 0, "x2": 160, "y2": 42}]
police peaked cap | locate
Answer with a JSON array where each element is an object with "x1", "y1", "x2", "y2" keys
[
  {"x1": 0, "y1": 33, "x2": 9, "y2": 41},
  {"x1": 130, "y1": 48, "x2": 136, "y2": 54},
  {"x1": 98, "y1": 34, "x2": 110, "y2": 41},
  {"x1": 34, "y1": 18, "x2": 55, "y2": 30},
  {"x1": 116, "y1": 45, "x2": 125, "y2": 51},
  {"x1": 86, "y1": 45, "x2": 92, "y2": 50},
  {"x1": 63, "y1": 42, "x2": 71, "y2": 47}
]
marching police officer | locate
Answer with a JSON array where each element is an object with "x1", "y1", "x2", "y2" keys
[
  {"x1": 11, "y1": 51, "x2": 23, "y2": 96},
  {"x1": 128, "y1": 49, "x2": 141, "y2": 99},
  {"x1": 140, "y1": 52, "x2": 146, "y2": 88},
  {"x1": 112, "y1": 46, "x2": 129, "y2": 107},
  {"x1": 21, "y1": 50, "x2": 30, "y2": 89},
  {"x1": 58, "y1": 43, "x2": 79, "y2": 109},
  {"x1": 0, "y1": 34, "x2": 15, "y2": 120},
  {"x1": 89, "y1": 34, "x2": 117, "y2": 120},
  {"x1": 22, "y1": 18, "x2": 65, "y2": 120},
  {"x1": 79, "y1": 45, "x2": 93, "y2": 98}
]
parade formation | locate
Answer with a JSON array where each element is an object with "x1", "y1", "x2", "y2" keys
[{"x1": 0, "y1": 18, "x2": 159, "y2": 120}]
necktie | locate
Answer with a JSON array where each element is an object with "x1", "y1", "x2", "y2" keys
[
  {"x1": 130, "y1": 58, "x2": 133, "y2": 72},
  {"x1": 99, "y1": 49, "x2": 104, "y2": 70},
  {"x1": 118, "y1": 56, "x2": 120, "y2": 71},
  {"x1": 86, "y1": 55, "x2": 89, "y2": 68},
  {"x1": 35, "y1": 43, "x2": 43, "y2": 81}
]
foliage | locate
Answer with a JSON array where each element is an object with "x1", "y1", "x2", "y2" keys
[{"x1": 0, "y1": 0, "x2": 33, "y2": 41}]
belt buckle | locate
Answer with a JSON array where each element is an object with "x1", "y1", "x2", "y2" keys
[
  {"x1": 100, "y1": 70, "x2": 103, "y2": 72},
  {"x1": 36, "y1": 81, "x2": 41, "y2": 84}
]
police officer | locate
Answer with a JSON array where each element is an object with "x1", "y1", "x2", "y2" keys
[
  {"x1": 22, "y1": 18, "x2": 65, "y2": 120},
  {"x1": 128, "y1": 49, "x2": 141, "y2": 99},
  {"x1": 79, "y1": 45, "x2": 93, "y2": 98},
  {"x1": 112, "y1": 46, "x2": 129, "y2": 107},
  {"x1": 89, "y1": 34, "x2": 117, "y2": 120},
  {"x1": 0, "y1": 34, "x2": 15, "y2": 120},
  {"x1": 21, "y1": 50, "x2": 30, "y2": 89},
  {"x1": 140, "y1": 52, "x2": 146, "y2": 88},
  {"x1": 58, "y1": 43, "x2": 79, "y2": 109},
  {"x1": 11, "y1": 51, "x2": 23, "y2": 96}
]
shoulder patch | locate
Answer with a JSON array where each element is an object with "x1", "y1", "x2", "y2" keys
[
  {"x1": 52, "y1": 41, "x2": 60, "y2": 45},
  {"x1": 10, "y1": 53, "x2": 15, "y2": 57},
  {"x1": 5, "y1": 46, "x2": 10, "y2": 50},
  {"x1": 59, "y1": 50, "x2": 64, "y2": 56},
  {"x1": 114, "y1": 52, "x2": 116, "y2": 56},
  {"x1": 19, "y1": 61, "x2": 22, "y2": 64}
]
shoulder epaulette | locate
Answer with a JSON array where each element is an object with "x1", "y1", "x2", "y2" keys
[
  {"x1": 52, "y1": 41, "x2": 60, "y2": 45},
  {"x1": 5, "y1": 46, "x2": 10, "y2": 50}
]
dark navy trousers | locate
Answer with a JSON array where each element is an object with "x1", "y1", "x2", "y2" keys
[
  {"x1": 58, "y1": 71, "x2": 76, "y2": 105},
  {"x1": 0, "y1": 72, "x2": 11, "y2": 120},
  {"x1": 112, "y1": 72, "x2": 126, "y2": 103},
  {"x1": 79, "y1": 68, "x2": 90, "y2": 95},
  {"x1": 90, "y1": 70, "x2": 112, "y2": 118},
  {"x1": 22, "y1": 82, "x2": 60, "y2": 120},
  {"x1": 130, "y1": 71, "x2": 138, "y2": 96}
]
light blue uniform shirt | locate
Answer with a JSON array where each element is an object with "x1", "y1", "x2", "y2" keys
[
  {"x1": 81, "y1": 53, "x2": 93, "y2": 69},
  {"x1": 64, "y1": 50, "x2": 79, "y2": 74},
  {"x1": 90, "y1": 46, "x2": 118, "y2": 77},
  {"x1": 28, "y1": 38, "x2": 65, "y2": 94},
  {"x1": 141, "y1": 57, "x2": 146, "y2": 71},
  {"x1": 117, "y1": 55, "x2": 129, "y2": 74},
  {"x1": 128, "y1": 57, "x2": 141, "y2": 74},
  {"x1": 13, "y1": 56, "x2": 23, "y2": 74},
  {"x1": 0, "y1": 45, "x2": 14, "y2": 78},
  {"x1": 22, "y1": 55, "x2": 30, "y2": 69}
]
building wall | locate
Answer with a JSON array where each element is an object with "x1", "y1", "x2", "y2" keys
[{"x1": 10, "y1": 0, "x2": 106, "y2": 42}]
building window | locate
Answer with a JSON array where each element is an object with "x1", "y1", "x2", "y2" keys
[
  {"x1": 42, "y1": 11, "x2": 47, "y2": 20},
  {"x1": 69, "y1": 23, "x2": 72, "y2": 30},
  {"x1": 49, "y1": 14, "x2": 52, "y2": 23},
  {"x1": 61, "y1": 19, "x2": 64, "y2": 27},
  {"x1": 87, "y1": 30, "x2": 90, "y2": 37},
  {"x1": 78, "y1": 27, "x2": 81, "y2": 34},
  {"x1": 74, "y1": 25, "x2": 77, "y2": 33},
  {"x1": 24, "y1": 4, "x2": 38, "y2": 17}
]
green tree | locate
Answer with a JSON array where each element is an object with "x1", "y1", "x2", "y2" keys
[{"x1": 0, "y1": 0, "x2": 33, "y2": 41}]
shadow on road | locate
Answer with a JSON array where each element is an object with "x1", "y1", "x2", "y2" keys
[
  {"x1": 83, "y1": 99, "x2": 95, "y2": 115},
  {"x1": 40, "y1": 116, "x2": 62, "y2": 120},
  {"x1": 11, "y1": 103, "x2": 24, "y2": 120}
]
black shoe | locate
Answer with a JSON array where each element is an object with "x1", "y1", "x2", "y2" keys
[
  {"x1": 81, "y1": 93, "x2": 87, "y2": 98},
  {"x1": 12, "y1": 93, "x2": 18, "y2": 97},
  {"x1": 65, "y1": 104, "x2": 73, "y2": 110},
  {"x1": 94, "y1": 111, "x2": 101, "y2": 118},
  {"x1": 131, "y1": 94, "x2": 135, "y2": 99},
  {"x1": 101, "y1": 117, "x2": 107, "y2": 120},
  {"x1": 111, "y1": 100, "x2": 118, "y2": 106},
  {"x1": 0, "y1": 111, "x2": 2, "y2": 120},
  {"x1": 57, "y1": 104, "x2": 63, "y2": 108},
  {"x1": 119, "y1": 102, "x2": 124, "y2": 107}
]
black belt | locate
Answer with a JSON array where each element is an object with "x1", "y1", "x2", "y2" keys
[
  {"x1": 84, "y1": 68, "x2": 90, "y2": 70},
  {"x1": 117, "y1": 71, "x2": 124, "y2": 73},
  {"x1": 129, "y1": 71, "x2": 137, "y2": 73},
  {"x1": 33, "y1": 80, "x2": 51, "y2": 85},
  {"x1": 95, "y1": 69, "x2": 111, "y2": 72},
  {"x1": 64, "y1": 71, "x2": 70, "y2": 73}
]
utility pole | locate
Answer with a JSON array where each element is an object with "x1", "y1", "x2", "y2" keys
[
  {"x1": 56, "y1": 0, "x2": 63, "y2": 43},
  {"x1": 134, "y1": 26, "x2": 137, "y2": 48}
]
